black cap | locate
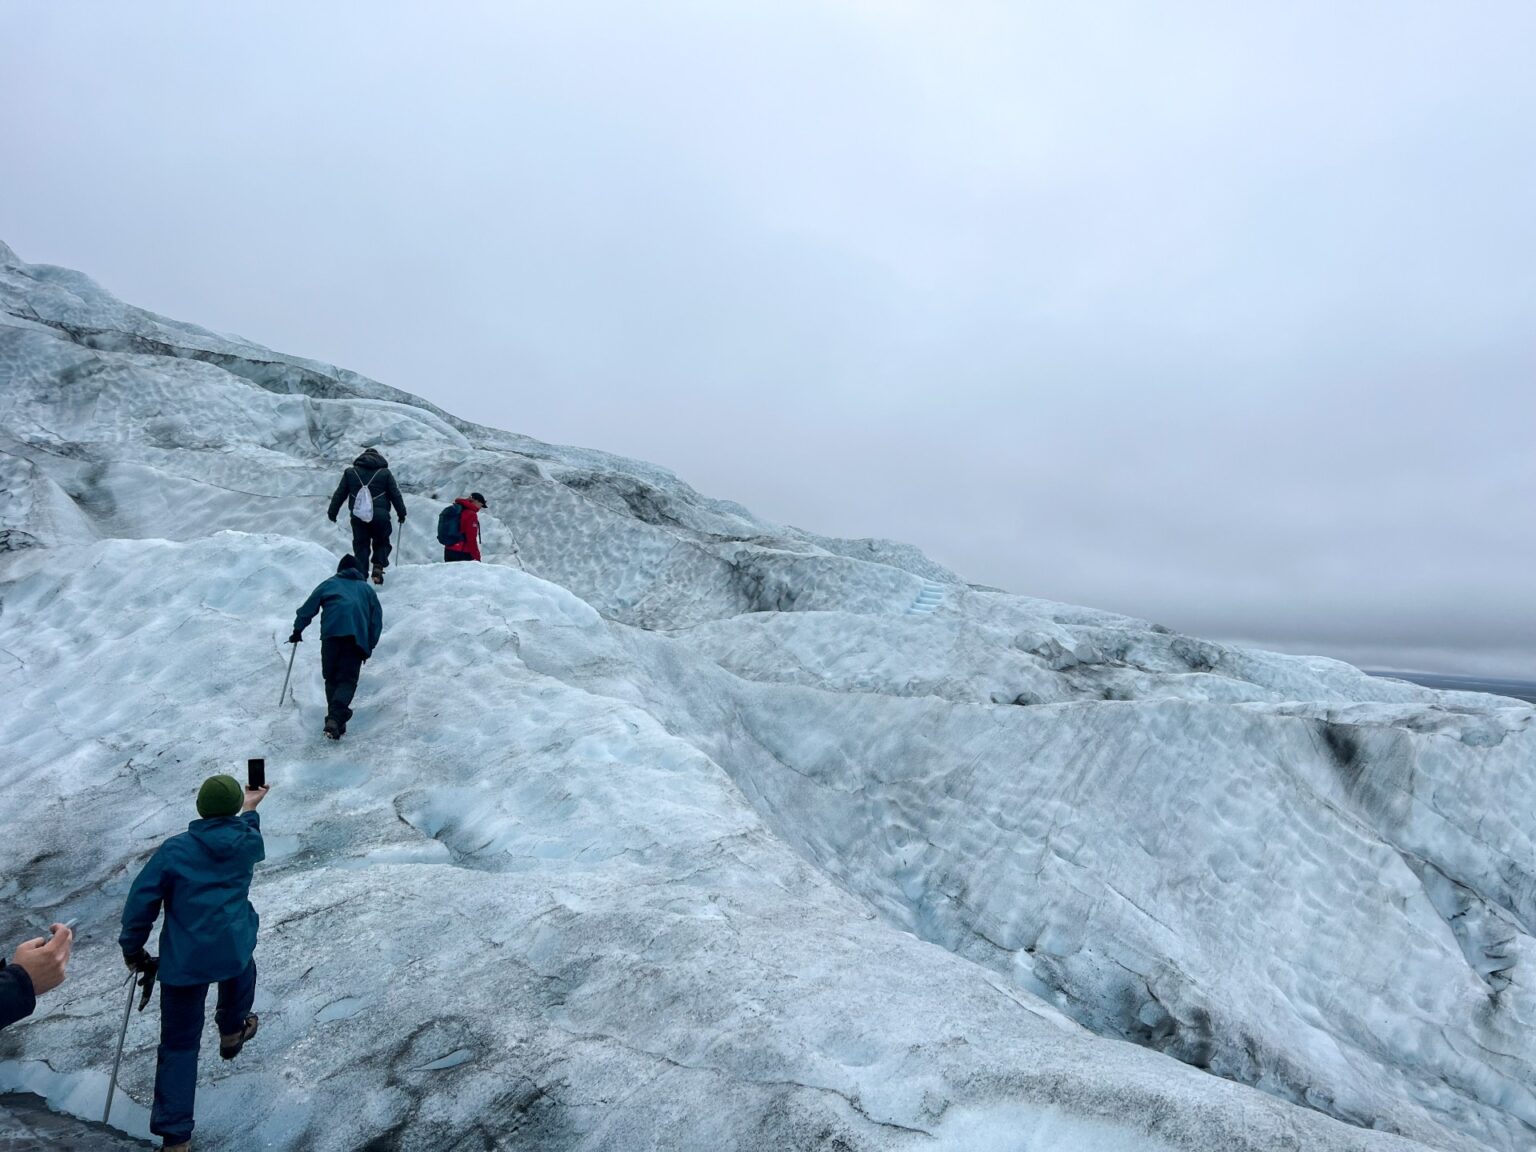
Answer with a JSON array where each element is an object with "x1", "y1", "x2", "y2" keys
[
  {"x1": 338, "y1": 554, "x2": 361, "y2": 573},
  {"x1": 470, "y1": 492, "x2": 488, "y2": 508}
]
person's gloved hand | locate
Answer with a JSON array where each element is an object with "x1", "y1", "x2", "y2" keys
[
  {"x1": 288, "y1": 632, "x2": 303, "y2": 644},
  {"x1": 123, "y1": 950, "x2": 159, "y2": 1010},
  {"x1": 327, "y1": 512, "x2": 338, "y2": 523}
]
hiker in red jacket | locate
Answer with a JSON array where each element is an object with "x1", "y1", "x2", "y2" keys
[{"x1": 442, "y1": 493, "x2": 486, "y2": 562}]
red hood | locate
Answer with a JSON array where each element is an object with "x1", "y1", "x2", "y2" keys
[{"x1": 454, "y1": 498, "x2": 478, "y2": 510}]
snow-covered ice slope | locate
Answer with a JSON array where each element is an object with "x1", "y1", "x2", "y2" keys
[{"x1": 0, "y1": 240, "x2": 1531, "y2": 1152}]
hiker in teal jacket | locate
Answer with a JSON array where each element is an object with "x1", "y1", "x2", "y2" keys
[
  {"x1": 121, "y1": 775, "x2": 269, "y2": 1151},
  {"x1": 290, "y1": 554, "x2": 384, "y2": 739}
]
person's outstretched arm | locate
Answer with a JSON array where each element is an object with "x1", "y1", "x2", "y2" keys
[
  {"x1": 291, "y1": 583, "x2": 326, "y2": 640},
  {"x1": 120, "y1": 851, "x2": 169, "y2": 960},
  {"x1": 240, "y1": 785, "x2": 269, "y2": 865},
  {"x1": 1, "y1": 923, "x2": 73, "y2": 1030},
  {"x1": 326, "y1": 472, "x2": 350, "y2": 522},
  {"x1": 387, "y1": 471, "x2": 407, "y2": 520}
]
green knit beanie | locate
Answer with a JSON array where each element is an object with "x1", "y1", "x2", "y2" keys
[{"x1": 196, "y1": 774, "x2": 244, "y2": 818}]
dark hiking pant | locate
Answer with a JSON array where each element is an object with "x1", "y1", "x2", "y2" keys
[
  {"x1": 444, "y1": 548, "x2": 474, "y2": 562},
  {"x1": 350, "y1": 514, "x2": 394, "y2": 572},
  {"x1": 321, "y1": 636, "x2": 367, "y2": 732},
  {"x1": 152, "y1": 960, "x2": 257, "y2": 1145}
]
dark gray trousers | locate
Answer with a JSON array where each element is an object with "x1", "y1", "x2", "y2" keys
[
  {"x1": 350, "y1": 515, "x2": 393, "y2": 572},
  {"x1": 321, "y1": 636, "x2": 366, "y2": 730}
]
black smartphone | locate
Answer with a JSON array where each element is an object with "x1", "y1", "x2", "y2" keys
[{"x1": 248, "y1": 758, "x2": 266, "y2": 790}]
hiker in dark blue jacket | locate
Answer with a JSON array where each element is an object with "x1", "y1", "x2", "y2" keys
[
  {"x1": 121, "y1": 774, "x2": 269, "y2": 1152},
  {"x1": 290, "y1": 554, "x2": 384, "y2": 740}
]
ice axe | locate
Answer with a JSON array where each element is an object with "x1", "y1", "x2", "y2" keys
[
  {"x1": 278, "y1": 639, "x2": 298, "y2": 708},
  {"x1": 104, "y1": 955, "x2": 158, "y2": 1124}
]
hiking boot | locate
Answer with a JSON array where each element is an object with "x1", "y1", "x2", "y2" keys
[
  {"x1": 324, "y1": 717, "x2": 341, "y2": 740},
  {"x1": 220, "y1": 1013, "x2": 259, "y2": 1060},
  {"x1": 371, "y1": 565, "x2": 385, "y2": 585}
]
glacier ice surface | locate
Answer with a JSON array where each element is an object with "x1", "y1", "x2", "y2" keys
[{"x1": 1, "y1": 242, "x2": 1532, "y2": 1151}]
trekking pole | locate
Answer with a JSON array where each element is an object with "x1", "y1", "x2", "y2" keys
[
  {"x1": 103, "y1": 971, "x2": 135, "y2": 1123},
  {"x1": 278, "y1": 641, "x2": 298, "y2": 708}
]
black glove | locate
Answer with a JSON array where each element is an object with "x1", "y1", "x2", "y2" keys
[
  {"x1": 124, "y1": 948, "x2": 152, "y2": 973},
  {"x1": 289, "y1": 632, "x2": 303, "y2": 644},
  {"x1": 130, "y1": 954, "x2": 159, "y2": 1011},
  {"x1": 328, "y1": 513, "x2": 338, "y2": 523}
]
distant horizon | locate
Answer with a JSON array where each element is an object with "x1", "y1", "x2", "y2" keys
[
  {"x1": 1361, "y1": 668, "x2": 1536, "y2": 685},
  {"x1": 1205, "y1": 634, "x2": 1533, "y2": 684},
  {"x1": 1360, "y1": 668, "x2": 1536, "y2": 707}
]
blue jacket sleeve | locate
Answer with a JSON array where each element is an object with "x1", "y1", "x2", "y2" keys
[
  {"x1": 119, "y1": 848, "x2": 170, "y2": 956},
  {"x1": 0, "y1": 964, "x2": 36, "y2": 1031},
  {"x1": 242, "y1": 811, "x2": 266, "y2": 866},
  {"x1": 368, "y1": 593, "x2": 383, "y2": 655},
  {"x1": 292, "y1": 582, "x2": 327, "y2": 638}
]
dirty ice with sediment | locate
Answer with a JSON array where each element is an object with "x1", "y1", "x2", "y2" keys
[{"x1": 0, "y1": 239, "x2": 1531, "y2": 1152}]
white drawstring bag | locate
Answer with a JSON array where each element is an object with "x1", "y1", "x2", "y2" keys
[{"x1": 351, "y1": 469, "x2": 374, "y2": 522}]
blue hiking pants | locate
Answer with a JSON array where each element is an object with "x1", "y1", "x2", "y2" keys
[{"x1": 151, "y1": 959, "x2": 257, "y2": 1144}]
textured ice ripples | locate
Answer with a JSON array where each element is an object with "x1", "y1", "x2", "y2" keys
[{"x1": 615, "y1": 621, "x2": 1536, "y2": 1149}]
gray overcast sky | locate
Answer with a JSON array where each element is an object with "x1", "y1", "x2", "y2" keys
[{"x1": 5, "y1": 2, "x2": 1534, "y2": 676}]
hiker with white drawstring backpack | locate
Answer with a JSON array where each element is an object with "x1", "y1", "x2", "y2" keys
[{"x1": 327, "y1": 448, "x2": 408, "y2": 585}]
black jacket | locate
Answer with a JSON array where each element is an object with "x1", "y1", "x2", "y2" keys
[
  {"x1": 328, "y1": 449, "x2": 407, "y2": 522},
  {"x1": 0, "y1": 962, "x2": 35, "y2": 1031}
]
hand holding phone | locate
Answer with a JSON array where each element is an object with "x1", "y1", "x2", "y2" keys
[{"x1": 12, "y1": 925, "x2": 72, "y2": 995}]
